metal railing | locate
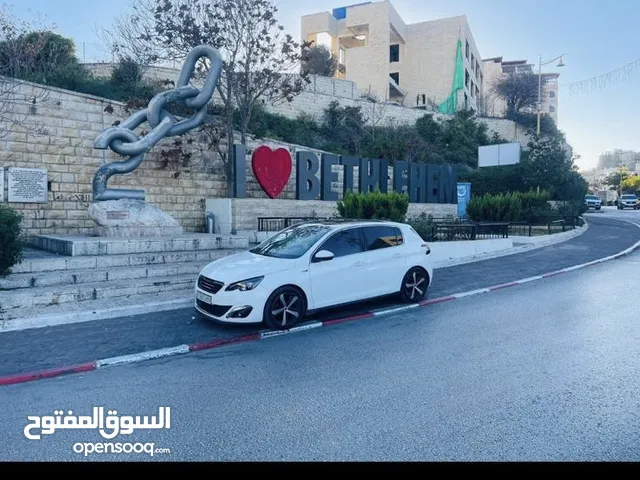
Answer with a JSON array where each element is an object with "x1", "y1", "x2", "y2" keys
[
  {"x1": 257, "y1": 217, "x2": 330, "y2": 232},
  {"x1": 508, "y1": 218, "x2": 578, "y2": 237},
  {"x1": 419, "y1": 222, "x2": 510, "y2": 242}
]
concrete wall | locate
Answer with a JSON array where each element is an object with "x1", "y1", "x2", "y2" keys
[
  {"x1": 206, "y1": 197, "x2": 456, "y2": 236},
  {"x1": 428, "y1": 238, "x2": 512, "y2": 263},
  {"x1": 83, "y1": 63, "x2": 529, "y2": 145},
  {"x1": 0, "y1": 79, "x2": 461, "y2": 238}
]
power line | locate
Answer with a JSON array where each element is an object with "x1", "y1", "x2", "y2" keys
[{"x1": 562, "y1": 57, "x2": 640, "y2": 95}]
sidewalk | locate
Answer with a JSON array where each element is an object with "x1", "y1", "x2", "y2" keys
[{"x1": 0, "y1": 216, "x2": 638, "y2": 378}]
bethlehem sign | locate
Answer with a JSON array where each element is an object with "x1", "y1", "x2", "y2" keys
[{"x1": 231, "y1": 144, "x2": 457, "y2": 204}]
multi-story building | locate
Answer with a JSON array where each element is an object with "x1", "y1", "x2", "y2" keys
[
  {"x1": 301, "y1": 1, "x2": 485, "y2": 112},
  {"x1": 482, "y1": 57, "x2": 559, "y2": 122}
]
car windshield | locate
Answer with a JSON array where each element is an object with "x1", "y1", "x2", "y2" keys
[
  {"x1": 249, "y1": 224, "x2": 332, "y2": 259},
  {"x1": 621, "y1": 195, "x2": 637, "y2": 199},
  {"x1": 585, "y1": 195, "x2": 599, "y2": 200}
]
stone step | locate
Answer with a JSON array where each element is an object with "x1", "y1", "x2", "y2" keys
[
  {"x1": 0, "y1": 290, "x2": 194, "y2": 327},
  {"x1": 32, "y1": 233, "x2": 249, "y2": 256},
  {"x1": 0, "y1": 250, "x2": 240, "y2": 290},
  {"x1": 0, "y1": 273, "x2": 201, "y2": 311},
  {"x1": 10, "y1": 248, "x2": 244, "y2": 274}
]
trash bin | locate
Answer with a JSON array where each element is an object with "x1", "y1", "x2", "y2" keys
[{"x1": 206, "y1": 212, "x2": 215, "y2": 234}]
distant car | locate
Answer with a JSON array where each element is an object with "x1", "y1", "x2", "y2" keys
[
  {"x1": 584, "y1": 194, "x2": 602, "y2": 210},
  {"x1": 194, "y1": 220, "x2": 434, "y2": 330},
  {"x1": 617, "y1": 194, "x2": 639, "y2": 210}
]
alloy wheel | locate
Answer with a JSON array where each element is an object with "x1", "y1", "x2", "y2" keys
[
  {"x1": 404, "y1": 270, "x2": 426, "y2": 301},
  {"x1": 270, "y1": 292, "x2": 301, "y2": 328}
]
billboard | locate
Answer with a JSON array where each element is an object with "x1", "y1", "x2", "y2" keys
[{"x1": 478, "y1": 143, "x2": 521, "y2": 167}]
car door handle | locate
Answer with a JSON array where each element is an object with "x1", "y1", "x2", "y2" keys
[
  {"x1": 353, "y1": 261, "x2": 365, "y2": 266},
  {"x1": 392, "y1": 253, "x2": 402, "y2": 258}
]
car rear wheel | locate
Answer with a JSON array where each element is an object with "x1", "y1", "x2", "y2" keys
[
  {"x1": 263, "y1": 286, "x2": 306, "y2": 330},
  {"x1": 400, "y1": 267, "x2": 428, "y2": 303}
]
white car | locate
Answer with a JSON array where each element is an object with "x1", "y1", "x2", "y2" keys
[{"x1": 195, "y1": 220, "x2": 434, "y2": 330}]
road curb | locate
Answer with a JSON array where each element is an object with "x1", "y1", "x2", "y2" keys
[{"x1": 2, "y1": 219, "x2": 639, "y2": 387}]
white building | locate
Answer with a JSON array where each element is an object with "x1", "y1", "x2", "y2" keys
[{"x1": 301, "y1": 1, "x2": 485, "y2": 111}]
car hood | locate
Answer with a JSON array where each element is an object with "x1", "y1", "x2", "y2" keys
[{"x1": 199, "y1": 251, "x2": 300, "y2": 284}]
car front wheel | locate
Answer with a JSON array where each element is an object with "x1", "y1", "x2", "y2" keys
[
  {"x1": 400, "y1": 267, "x2": 429, "y2": 303},
  {"x1": 263, "y1": 286, "x2": 306, "y2": 330}
]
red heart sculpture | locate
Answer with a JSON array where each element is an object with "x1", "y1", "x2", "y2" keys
[{"x1": 251, "y1": 146, "x2": 292, "y2": 199}]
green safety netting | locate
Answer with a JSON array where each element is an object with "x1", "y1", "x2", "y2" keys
[{"x1": 438, "y1": 38, "x2": 464, "y2": 114}]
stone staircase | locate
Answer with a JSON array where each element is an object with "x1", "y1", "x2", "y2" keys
[{"x1": 0, "y1": 234, "x2": 249, "y2": 330}]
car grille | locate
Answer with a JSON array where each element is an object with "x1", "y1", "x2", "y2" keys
[
  {"x1": 196, "y1": 300, "x2": 232, "y2": 317},
  {"x1": 197, "y1": 275, "x2": 224, "y2": 294}
]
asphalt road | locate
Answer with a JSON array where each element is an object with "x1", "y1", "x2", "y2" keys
[
  {"x1": 0, "y1": 214, "x2": 639, "y2": 377},
  {"x1": 1, "y1": 242, "x2": 638, "y2": 461}
]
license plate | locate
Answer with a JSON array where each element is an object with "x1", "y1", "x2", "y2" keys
[{"x1": 196, "y1": 291, "x2": 212, "y2": 304}]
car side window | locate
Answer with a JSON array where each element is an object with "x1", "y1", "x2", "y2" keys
[
  {"x1": 319, "y1": 228, "x2": 364, "y2": 258},
  {"x1": 363, "y1": 226, "x2": 403, "y2": 251}
]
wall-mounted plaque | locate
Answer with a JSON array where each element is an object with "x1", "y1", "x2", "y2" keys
[{"x1": 8, "y1": 167, "x2": 48, "y2": 203}]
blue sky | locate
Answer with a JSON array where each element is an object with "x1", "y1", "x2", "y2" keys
[{"x1": 7, "y1": 0, "x2": 640, "y2": 170}]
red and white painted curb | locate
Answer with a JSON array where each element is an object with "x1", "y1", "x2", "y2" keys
[{"x1": 2, "y1": 220, "x2": 639, "y2": 387}]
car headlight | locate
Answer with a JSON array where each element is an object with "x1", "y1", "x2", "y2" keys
[{"x1": 225, "y1": 276, "x2": 264, "y2": 292}]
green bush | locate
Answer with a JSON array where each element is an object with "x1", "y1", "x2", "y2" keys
[
  {"x1": 0, "y1": 205, "x2": 24, "y2": 277},
  {"x1": 514, "y1": 190, "x2": 552, "y2": 223},
  {"x1": 466, "y1": 192, "x2": 523, "y2": 222},
  {"x1": 405, "y1": 212, "x2": 439, "y2": 241},
  {"x1": 337, "y1": 190, "x2": 409, "y2": 222}
]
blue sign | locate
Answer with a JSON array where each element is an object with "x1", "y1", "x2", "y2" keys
[{"x1": 457, "y1": 182, "x2": 471, "y2": 218}]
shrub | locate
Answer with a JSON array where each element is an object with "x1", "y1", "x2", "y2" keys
[
  {"x1": 514, "y1": 190, "x2": 552, "y2": 223},
  {"x1": 0, "y1": 205, "x2": 24, "y2": 276},
  {"x1": 337, "y1": 190, "x2": 409, "y2": 222},
  {"x1": 405, "y1": 212, "x2": 438, "y2": 241},
  {"x1": 466, "y1": 192, "x2": 522, "y2": 222}
]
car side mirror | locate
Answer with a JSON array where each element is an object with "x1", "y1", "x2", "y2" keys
[{"x1": 313, "y1": 250, "x2": 334, "y2": 262}]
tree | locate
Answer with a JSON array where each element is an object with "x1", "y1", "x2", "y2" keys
[
  {"x1": 301, "y1": 45, "x2": 337, "y2": 77},
  {"x1": 438, "y1": 110, "x2": 492, "y2": 168},
  {"x1": 603, "y1": 168, "x2": 630, "y2": 191},
  {"x1": 0, "y1": 5, "x2": 52, "y2": 138},
  {"x1": 121, "y1": 0, "x2": 311, "y2": 195},
  {"x1": 621, "y1": 174, "x2": 640, "y2": 193},
  {"x1": 322, "y1": 100, "x2": 366, "y2": 156},
  {"x1": 519, "y1": 132, "x2": 587, "y2": 201},
  {"x1": 493, "y1": 72, "x2": 538, "y2": 120}
]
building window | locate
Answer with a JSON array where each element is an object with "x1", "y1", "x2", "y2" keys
[
  {"x1": 549, "y1": 106, "x2": 556, "y2": 113},
  {"x1": 465, "y1": 69, "x2": 470, "y2": 88},
  {"x1": 476, "y1": 85, "x2": 479, "y2": 98},
  {"x1": 548, "y1": 91, "x2": 556, "y2": 98},
  {"x1": 470, "y1": 53, "x2": 475, "y2": 72},
  {"x1": 465, "y1": 40, "x2": 469, "y2": 59},
  {"x1": 390, "y1": 44, "x2": 399, "y2": 63},
  {"x1": 316, "y1": 32, "x2": 333, "y2": 50},
  {"x1": 389, "y1": 72, "x2": 399, "y2": 84},
  {"x1": 476, "y1": 61, "x2": 480, "y2": 77}
]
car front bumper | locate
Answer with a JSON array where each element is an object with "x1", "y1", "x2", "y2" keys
[{"x1": 194, "y1": 286, "x2": 267, "y2": 324}]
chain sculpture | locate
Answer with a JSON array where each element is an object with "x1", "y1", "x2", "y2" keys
[{"x1": 92, "y1": 45, "x2": 223, "y2": 201}]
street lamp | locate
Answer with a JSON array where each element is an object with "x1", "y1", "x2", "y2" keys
[{"x1": 537, "y1": 53, "x2": 566, "y2": 135}]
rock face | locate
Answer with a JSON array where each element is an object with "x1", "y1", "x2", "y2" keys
[{"x1": 88, "y1": 199, "x2": 185, "y2": 237}]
